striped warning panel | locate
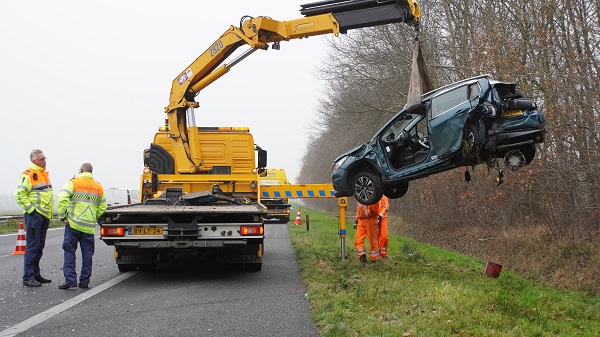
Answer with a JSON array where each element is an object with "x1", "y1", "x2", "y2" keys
[{"x1": 261, "y1": 184, "x2": 336, "y2": 198}]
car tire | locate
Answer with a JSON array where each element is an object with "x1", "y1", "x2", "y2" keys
[
  {"x1": 462, "y1": 123, "x2": 482, "y2": 164},
  {"x1": 351, "y1": 170, "x2": 383, "y2": 205},
  {"x1": 384, "y1": 182, "x2": 409, "y2": 199},
  {"x1": 464, "y1": 122, "x2": 479, "y2": 145},
  {"x1": 523, "y1": 144, "x2": 536, "y2": 165}
]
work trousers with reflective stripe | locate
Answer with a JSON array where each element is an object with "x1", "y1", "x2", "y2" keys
[
  {"x1": 377, "y1": 217, "x2": 389, "y2": 257},
  {"x1": 23, "y1": 211, "x2": 49, "y2": 282},
  {"x1": 354, "y1": 216, "x2": 379, "y2": 261},
  {"x1": 62, "y1": 224, "x2": 95, "y2": 286}
]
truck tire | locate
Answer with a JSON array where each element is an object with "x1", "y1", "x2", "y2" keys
[
  {"x1": 118, "y1": 264, "x2": 137, "y2": 272},
  {"x1": 244, "y1": 263, "x2": 262, "y2": 272},
  {"x1": 138, "y1": 264, "x2": 157, "y2": 272},
  {"x1": 279, "y1": 216, "x2": 290, "y2": 224}
]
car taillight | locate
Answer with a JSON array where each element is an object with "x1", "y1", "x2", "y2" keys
[
  {"x1": 101, "y1": 227, "x2": 125, "y2": 237},
  {"x1": 240, "y1": 225, "x2": 263, "y2": 236}
]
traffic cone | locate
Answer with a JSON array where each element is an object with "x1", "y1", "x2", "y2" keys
[
  {"x1": 293, "y1": 209, "x2": 302, "y2": 225},
  {"x1": 12, "y1": 221, "x2": 26, "y2": 255}
]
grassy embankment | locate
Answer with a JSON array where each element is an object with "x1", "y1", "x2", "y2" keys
[
  {"x1": 0, "y1": 218, "x2": 64, "y2": 234},
  {"x1": 289, "y1": 207, "x2": 600, "y2": 337}
]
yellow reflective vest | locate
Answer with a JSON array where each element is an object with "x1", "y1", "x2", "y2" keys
[
  {"x1": 14, "y1": 163, "x2": 54, "y2": 219},
  {"x1": 58, "y1": 172, "x2": 107, "y2": 234}
]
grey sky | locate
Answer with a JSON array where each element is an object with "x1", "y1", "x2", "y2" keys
[{"x1": 1, "y1": 0, "x2": 329, "y2": 195}]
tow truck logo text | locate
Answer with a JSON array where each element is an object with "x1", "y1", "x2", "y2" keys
[{"x1": 210, "y1": 40, "x2": 224, "y2": 57}]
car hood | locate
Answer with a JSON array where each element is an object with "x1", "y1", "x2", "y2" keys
[{"x1": 333, "y1": 143, "x2": 369, "y2": 162}]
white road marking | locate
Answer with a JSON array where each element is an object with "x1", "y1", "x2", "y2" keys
[{"x1": 0, "y1": 271, "x2": 138, "y2": 337}]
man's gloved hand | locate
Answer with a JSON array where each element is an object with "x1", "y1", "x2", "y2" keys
[{"x1": 353, "y1": 220, "x2": 358, "y2": 229}]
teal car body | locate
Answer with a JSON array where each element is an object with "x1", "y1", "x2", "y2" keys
[{"x1": 331, "y1": 74, "x2": 546, "y2": 205}]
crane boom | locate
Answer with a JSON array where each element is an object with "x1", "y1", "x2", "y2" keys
[{"x1": 164, "y1": 0, "x2": 420, "y2": 172}]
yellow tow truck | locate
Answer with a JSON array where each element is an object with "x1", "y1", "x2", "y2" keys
[
  {"x1": 259, "y1": 168, "x2": 292, "y2": 223},
  {"x1": 99, "y1": 0, "x2": 420, "y2": 272}
]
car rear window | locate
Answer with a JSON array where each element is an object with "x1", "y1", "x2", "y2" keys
[{"x1": 431, "y1": 86, "x2": 468, "y2": 118}]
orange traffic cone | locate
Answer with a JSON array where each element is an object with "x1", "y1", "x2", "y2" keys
[
  {"x1": 12, "y1": 221, "x2": 26, "y2": 255},
  {"x1": 293, "y1": 209, "x2": 302, "y2": 225}
]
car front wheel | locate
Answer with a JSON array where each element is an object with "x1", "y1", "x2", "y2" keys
[{"x1": 352, "y1": 170, "x2": 383, "y2": 205}]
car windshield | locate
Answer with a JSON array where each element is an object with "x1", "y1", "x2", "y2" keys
[{"x1": 389, "y1": 114, "x2": 417, "y2": 135}]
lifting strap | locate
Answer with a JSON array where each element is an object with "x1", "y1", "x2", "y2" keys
[{"x1": 406, "y1": 38, "x2": 433, "y2": 107}]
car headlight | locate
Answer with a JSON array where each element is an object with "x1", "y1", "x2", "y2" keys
[{"x1": 332, "y1": 156, "x2": 348, "y2": 171}]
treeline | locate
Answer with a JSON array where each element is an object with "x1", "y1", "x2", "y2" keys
[{"x1": 298, "y1": 0, "x2": 600, "y2": 295}]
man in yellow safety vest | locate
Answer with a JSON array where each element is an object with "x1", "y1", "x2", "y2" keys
[
  {"x1": 15, "y1": 149, "x2": 54, "y2": 287},
  {"x1": 57, "y1": 163, "x2": 107, "y2": 289}
]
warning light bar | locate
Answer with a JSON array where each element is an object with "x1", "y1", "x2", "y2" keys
[{"x1": 197, "y1": 127, "x2": 250, "y2": 131}]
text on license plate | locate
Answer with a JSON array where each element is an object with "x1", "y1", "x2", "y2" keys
[
  {"x1": 130, "y1": 227, "x2": 163, "y2": 235},
  {"x1": 501, "y1": 109, "x2": 523, "y2": 117}
]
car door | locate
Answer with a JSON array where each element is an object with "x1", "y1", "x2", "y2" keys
[{"x1": 428, "y1": 83, "x2": 475, "y2": 159}]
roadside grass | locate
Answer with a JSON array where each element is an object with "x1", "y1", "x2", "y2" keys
[
  {"x1": 0, "y1": 218, "x2": 64, "y2": 234},
  {"x1": 289, "y1": 208, "x2": 600, "y2": 337}
]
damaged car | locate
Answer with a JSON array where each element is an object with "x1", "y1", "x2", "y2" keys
[{"x1": 331, "y1": 74, "x2": 546, "y2": 205}]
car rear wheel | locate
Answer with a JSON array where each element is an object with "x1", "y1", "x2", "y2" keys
[
  {"x1": 384, "y1": 182, "x2": 409, "y2": 199},
  {"x1": 462, "y1": 123, "x2": 482, "y2": 164},
  {"x1": 523, "y1": 144, "x2": 536, "y2": 165},
  {"x1": 352, "y1": 170, "x2": 383, "y2": 205}
]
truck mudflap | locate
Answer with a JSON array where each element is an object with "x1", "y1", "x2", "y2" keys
[{"x1": 113, "y1": 240, "x2": 263, "y2": 272}]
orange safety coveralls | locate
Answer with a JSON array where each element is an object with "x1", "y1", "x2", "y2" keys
[
  {"x1": 354, "y1": 202, "x2": 380, "y2": 262},
  {"x1": 376, "y1": 195, "x2": 390, "y2": 258}
]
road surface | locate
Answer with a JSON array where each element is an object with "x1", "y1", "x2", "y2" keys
[{"x1": 0, "y1": 223, "x2": 317, "y2": 337}]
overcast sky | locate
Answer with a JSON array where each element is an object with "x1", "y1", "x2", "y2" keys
[{"x1": 1, "y1": 0, "x2": 330, "y2": 195}]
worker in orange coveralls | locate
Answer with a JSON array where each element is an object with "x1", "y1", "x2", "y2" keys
[
  {"x1": 353, "y1": 201, "x2": 380, "y2": 263},
  {"x1": 376, "y1": 195, "x2": 390, "y2": 258}
]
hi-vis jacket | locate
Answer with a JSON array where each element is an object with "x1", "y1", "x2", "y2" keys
[
  {"x1": 58, "y1": 172, "x2": 107, "y2": 235},
  {"x1": 15, "y1": 163, "x2": 54, "y2": 219},
  {"x1": 355, "y1": 202, "x2": 380, "y2": 220},
  {"x1": 378, "y1": 195, "x2": 389, "y2": 219}
]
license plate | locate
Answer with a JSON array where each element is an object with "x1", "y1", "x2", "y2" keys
[
  {"x1": 130, "y1": 227, "x2": 163, "y2": 235},
  {"x1": 501, "y1": 109, "x2": 523, "y2": 117}
]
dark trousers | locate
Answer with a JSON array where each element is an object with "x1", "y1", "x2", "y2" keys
[
  {"x1": 23, "y1": 211, "x2": 49, "y2": 282},
  {"x1": 62, "y1": 225, "x2": 95, "y2": 286}
]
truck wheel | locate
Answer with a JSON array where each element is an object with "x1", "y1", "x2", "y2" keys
[
  {"x1": 138, "y1": 264, "x2": 157, "y2": 272},
  {"x1": 244, "y1": 263, "x2": 262, "y2": 272},
  {"x1": 118, "y1": 264, "x2": 137, "y2": 272},
  {"x1": 280, "y1": 216, "x2": 290, "y2": 224}
]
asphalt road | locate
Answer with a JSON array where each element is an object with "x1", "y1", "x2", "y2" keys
[{"x1": 0, "y1": 223, "x2": 317, "y2": 337}]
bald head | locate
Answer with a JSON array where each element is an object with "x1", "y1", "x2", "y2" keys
[{"x1": 80, "y1": 163, "x2": 93, "y2": 173}]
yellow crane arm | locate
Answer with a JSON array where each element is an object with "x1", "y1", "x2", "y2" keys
[
  {"x1": 166, "y1": 0, "x2": 420, "y2": 116},
  {"x1": 164, "y1": 0, "x2": 420, "y2": 172}
]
